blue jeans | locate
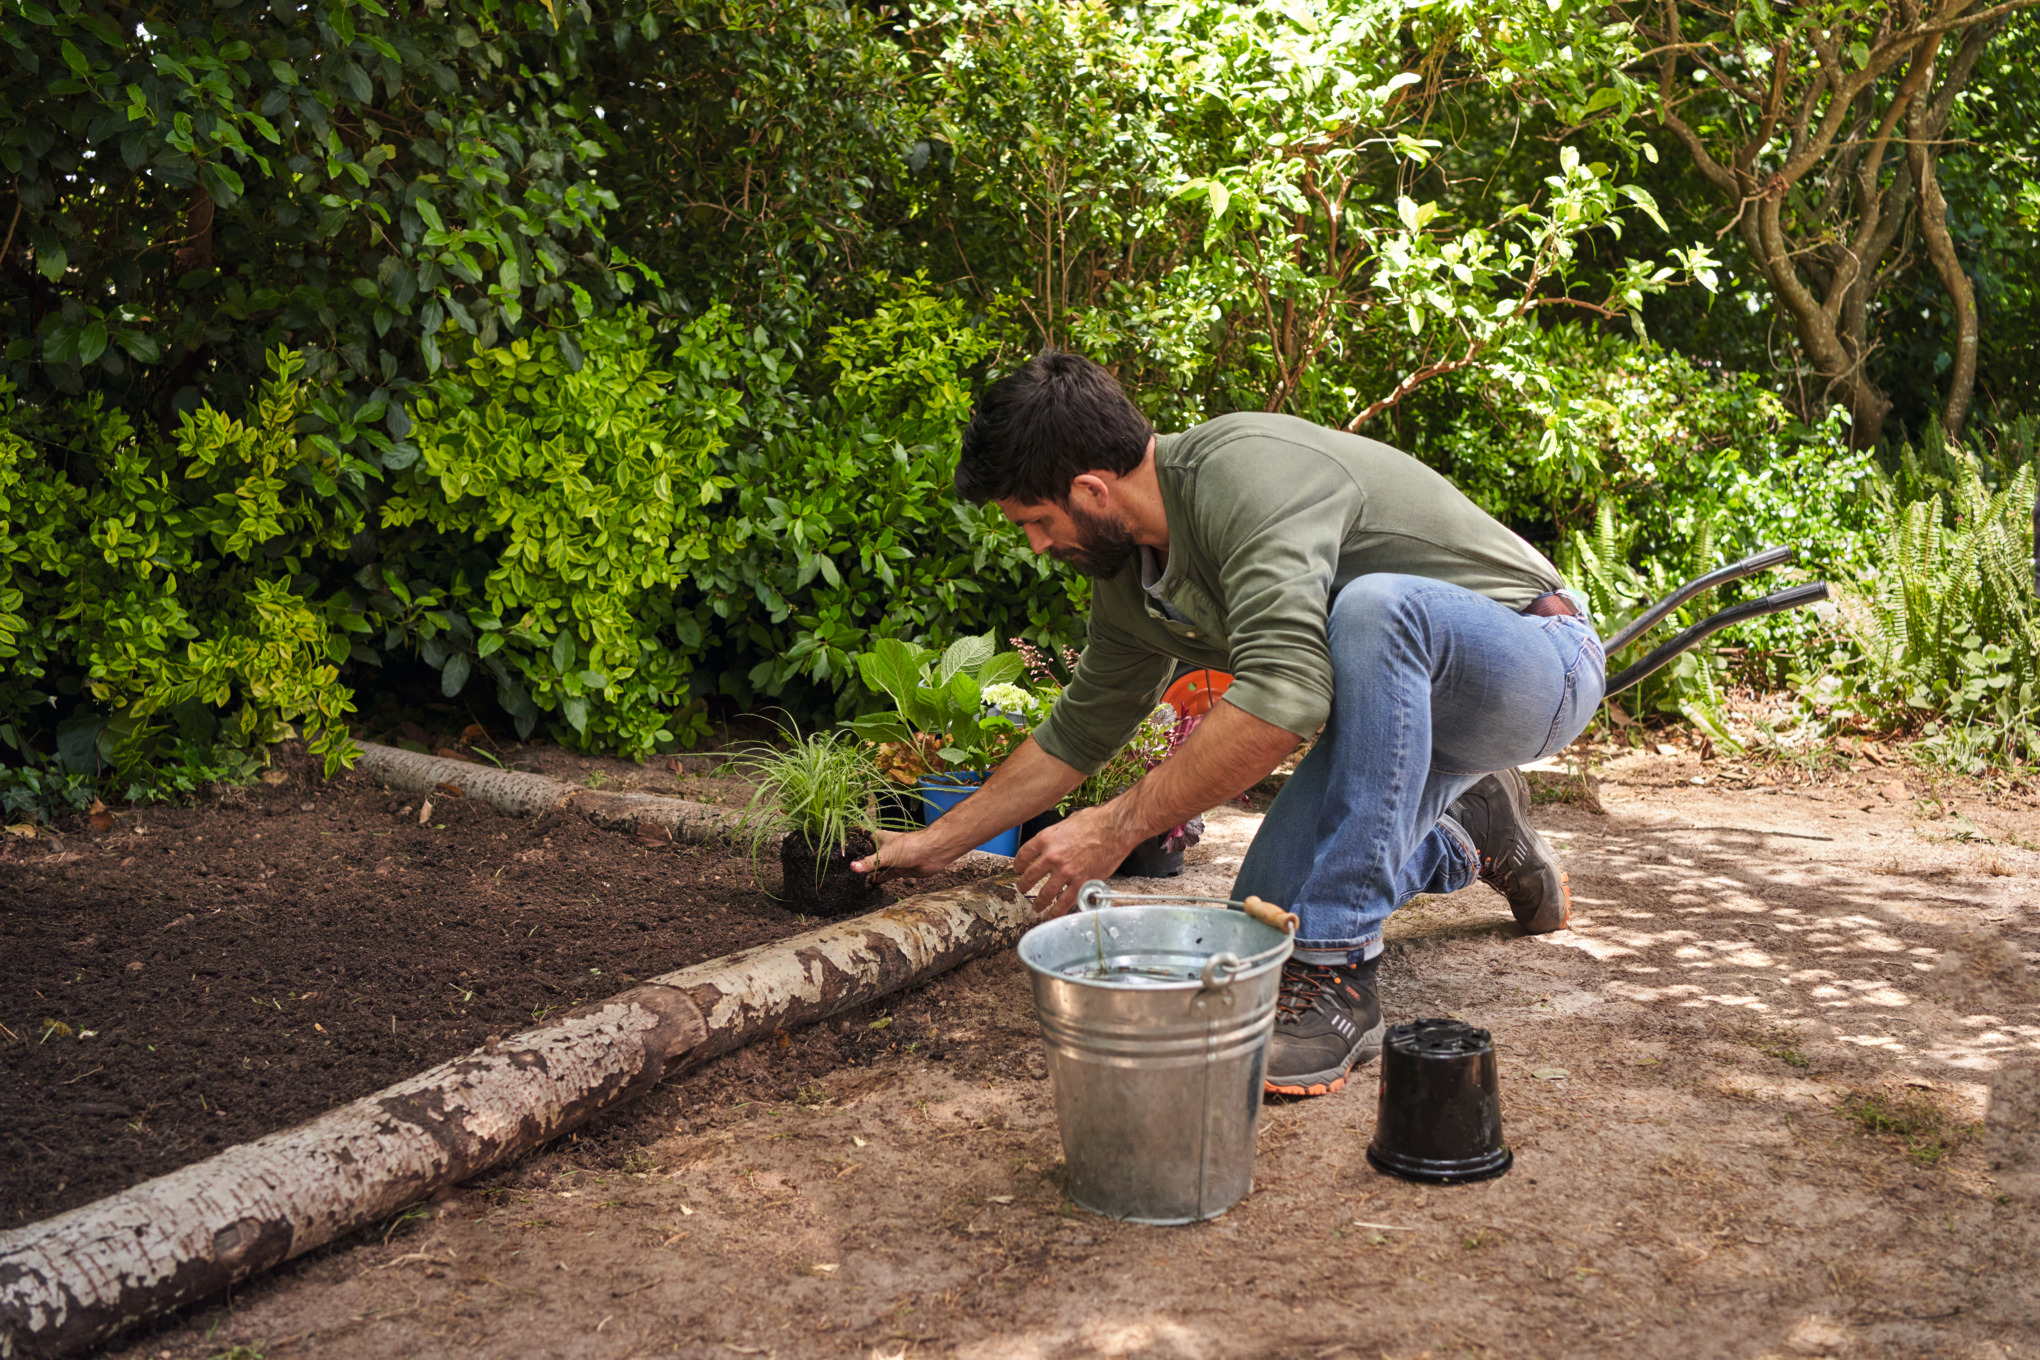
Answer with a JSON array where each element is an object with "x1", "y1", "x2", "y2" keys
[{"x1": 1232, "y1": 574, "x2": 1605, "y2": 961}]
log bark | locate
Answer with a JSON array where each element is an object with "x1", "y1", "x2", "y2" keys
[
  {"x1": 350, "y1": 741, "x2": 743, "y2": 841},
  {"x1": 0, "y1": 879, "x2": 1034, "y2": 1359}
]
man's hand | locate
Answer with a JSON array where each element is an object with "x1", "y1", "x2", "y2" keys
[
  {"x1": 1013, "y1": 805, "x2": 1139, "y2": 917},
  {"x1": 851, "y1": 737, "x2": 1085, "y2": 887},
  {"x1": 850, "y1": 825, "x2": 963, "y2": 884}
]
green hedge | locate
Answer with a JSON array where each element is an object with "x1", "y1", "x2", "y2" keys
[
  {"x1": 1, "y1": 351, "x2": 360, "y2": 796},
  {"x1": 0, "y1": 292, "x2": 1086, "y2": 793}
]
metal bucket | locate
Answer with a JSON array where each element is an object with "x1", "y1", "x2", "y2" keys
[{"x1": 1017, "y1": 883, "x2": 1294, "y2": 1224}]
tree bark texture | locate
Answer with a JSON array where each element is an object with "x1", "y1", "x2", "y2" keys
[
  {"x1": 0, "y1": 879, "x2": 1034, "y2": 1358},
  {"x1": 349, "y1": 740, "x2": 744, "y2": 842}
]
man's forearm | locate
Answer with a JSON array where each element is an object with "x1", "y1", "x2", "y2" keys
[
  {"x1": 1101, "y1": 700, "x2": 1300, "y2": 844},
  {"x1": 921, "y1": 736, "x2": 1085, "y2": 854}
]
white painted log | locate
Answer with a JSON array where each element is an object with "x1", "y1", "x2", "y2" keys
[{"x1": 0, "y1": 879, "x2": 1036, "y2": 1358}]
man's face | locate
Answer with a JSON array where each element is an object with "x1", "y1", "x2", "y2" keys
[{"x1": 997, "y1": 495, "x2": 1137, "y2": 578}]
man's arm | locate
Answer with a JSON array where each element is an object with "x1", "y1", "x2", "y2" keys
[
  {"x1": 1014, "y1": 699, "x2": 1299, "y2": 915},
  {"x1": 851, "y1": 735, "x2": 1085, "y2": 881}
]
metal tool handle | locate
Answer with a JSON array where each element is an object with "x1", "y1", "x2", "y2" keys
[
  {"x1": 1604, "y1": 581, "x2": 1831, "y2": 696},
  {"x1": 1601, "y1": 545, "x2": 1797, "y2": 656}
]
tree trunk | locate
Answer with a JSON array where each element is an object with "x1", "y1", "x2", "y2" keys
[{"x1": 0, "y1": 879, "x2": 1036, "y2": 1359}]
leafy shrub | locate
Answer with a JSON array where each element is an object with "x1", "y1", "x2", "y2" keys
[
  {"x1": 0, "y1": 352, "x2": 361, "y2": 796},
  {"x1": 1457, "y1": 332, "x2": 1883, "y2": 737},
  {"x1": 844, "y1": 633, "x2": 1029, "y2": 772},
  {"x1": 376, "y1": 289, "x2": 1080, "y2": 751},
  {"x1": 2, "y1": 0, "x2": 632, "y2": 438},
  {"x1": 377, "y1": 309, "x2": 745, "y2": 753},
  {"x1": 691, "y1": 285, "x2": 1084, "y2": 713}
]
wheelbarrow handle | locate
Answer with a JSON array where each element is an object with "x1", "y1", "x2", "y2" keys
[
  {"x1": 1603, "y1": 581, "x2": 1831, "y2": 697},
  {"x1": 1601, "y1": 544, "x2": 1797, "y2": 656}
]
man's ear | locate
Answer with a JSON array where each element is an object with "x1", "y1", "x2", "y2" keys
[{"x1": 1068, "y1": 471, "x2": 1113, "y2": 513}]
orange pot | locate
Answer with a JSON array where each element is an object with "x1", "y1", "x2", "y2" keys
[{"x1": 1162, "y1": 668, "x2": 1232, "y2": 719}]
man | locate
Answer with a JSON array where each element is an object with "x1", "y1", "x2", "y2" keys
[{"x1": 854, "y1": 351, "x2": 1604, "y2": 1097}]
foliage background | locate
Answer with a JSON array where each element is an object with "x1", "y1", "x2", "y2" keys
[{"x1": 2, "y1": 0, "x2": 2036, "y2": 796}]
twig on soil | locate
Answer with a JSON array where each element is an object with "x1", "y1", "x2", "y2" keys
[{"x1": 1351, "y1": 1220, "x2": 1416, "y2": 1232}]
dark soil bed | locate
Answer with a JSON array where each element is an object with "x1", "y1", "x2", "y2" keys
[{"x1": 0, "y1": 750, "x2": 1000, "y2": 1227}]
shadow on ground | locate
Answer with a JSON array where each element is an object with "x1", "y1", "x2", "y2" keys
[{"x1": 107, "y1": 758, "x2": 2040, "y2": 1360}]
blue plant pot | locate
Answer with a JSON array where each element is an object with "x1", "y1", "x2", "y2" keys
[{"x1": 918, "y1": 773, "x2": 1022, "y2": 857}]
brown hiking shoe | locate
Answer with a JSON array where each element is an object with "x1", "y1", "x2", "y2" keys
[{"x1": 1447, "y1": 769, "x2": 1571, "y2": 934}]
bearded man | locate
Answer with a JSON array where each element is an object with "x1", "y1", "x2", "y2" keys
[{"x1": 854, "y1": 350, "x2": 1604, "y2": 1097}]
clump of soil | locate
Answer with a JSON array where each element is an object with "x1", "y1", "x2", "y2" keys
[
  {"x1": 777, "y1": 829, "x2": 884, "y2": 917},
  {"x1": 0, "y1": 754, "x2": 998, "y2": 1225}
]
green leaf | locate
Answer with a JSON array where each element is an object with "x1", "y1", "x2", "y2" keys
[
  {"x1": 946, "y1": 671, "x2": 981, "y2": 713},
  {"x1": 76, "y1": 320, "x2": 108, "y2": 365},
  {"x1": 34, "y1": 237, "x2": 66, "y2": 283},
  {"x1": 441, "y1": 652, "x2": 471, "y2": 696},
  {"x1": 844, "y1": 712, "x2": 914, "y2": 745},
  {"x1": 112, "y1": 329, "x2": 160, "y2": 363},
  {"x1": 976, "y1": 652, "x2": 1024, "y2": 688},
  {"x1": 938, "y1": 633, "x2": 994, "y2": 685},
  {"x1": 1618, "y1": 184, "x2": 1669, "y2": 233}
]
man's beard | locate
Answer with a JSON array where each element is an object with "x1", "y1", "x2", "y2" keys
[{"x1": 1051, "y1": 501, "x2": 1138, "y2": 578}]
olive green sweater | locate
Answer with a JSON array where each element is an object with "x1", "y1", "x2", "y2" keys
[{"x1": 1031, "y1": 412, "x2": 1564, "y2": 774}]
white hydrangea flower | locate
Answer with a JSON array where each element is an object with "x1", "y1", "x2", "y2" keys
[{"x1": 981, "y1": 682, "x2": 1034, "y2": 713}]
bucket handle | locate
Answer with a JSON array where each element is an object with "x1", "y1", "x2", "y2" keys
[
  {"x1": 1075, "y1": 881, "x2": 1300, "y2": 933},
  {"x1": 1199, "y1": 951, "x2": 1243, "y2": 989},
  {"x1": 1076, "y1": 880, "x2": 1296, "y2": 987}
]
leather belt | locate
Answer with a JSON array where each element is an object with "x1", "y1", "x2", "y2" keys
[{"x1": 1523, "y1": 592, "x2": 1580, "y2": 618}]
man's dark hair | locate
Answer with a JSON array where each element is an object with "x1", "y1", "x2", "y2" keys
[{"x1": 954, "y1": 350, "x2": 1153, "y2": 505}]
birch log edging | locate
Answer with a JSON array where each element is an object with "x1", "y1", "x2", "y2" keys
[
  {"x1": 0, "y1": 879, "x2": 1033, "y2": 1360},
  {"x1": 348, "y1": 739, "x2": 1013, "y2": 871},
  {"x1": 348, "y1": 740, "x2": 743, "y2": 841}
]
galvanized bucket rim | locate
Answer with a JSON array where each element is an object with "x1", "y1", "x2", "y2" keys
[{"x1": 1018, "y1": 900, "x2": 1293, "y2": 994}]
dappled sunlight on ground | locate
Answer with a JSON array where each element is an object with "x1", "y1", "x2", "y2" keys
[{"x1": 107, "y1": 756, "x2": 2040, "y2": 1360}]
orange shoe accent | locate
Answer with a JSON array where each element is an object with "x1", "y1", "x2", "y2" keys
[
  {"x1": 1560, "y1": 868, "x2": 1572, "y2": 929},
  {"x1": 1264, "y1": 1075, "x2": 1348, "y2": 1098}
]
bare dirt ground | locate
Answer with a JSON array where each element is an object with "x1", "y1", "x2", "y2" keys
[{"x1": 92, "y1": 741, "x2": 2040, "y2": 1360}]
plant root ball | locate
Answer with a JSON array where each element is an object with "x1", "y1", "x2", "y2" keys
[{"x1": 779, "y1": 829, "x2": 885, "y2": 917}]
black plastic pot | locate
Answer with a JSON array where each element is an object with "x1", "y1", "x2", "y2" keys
[
  {"x1": 1366, "y1": 1018, "x2": 1512, "y2": 1184},
  {"x1": 1016, "y1": 812, "x2": 1183, "y2": 877},
  {"x1": 1111, "y1": 833, "x2": 1184, "y2": 879},
  {"x1": 876, "y1": 788, "x2": 923, "y2": 832},
  {"x1": 1020, "y1": 808, "x2": 1064, "y2": 843}
]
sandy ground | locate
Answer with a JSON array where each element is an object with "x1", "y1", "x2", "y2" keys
[{"x1": 103, "y1": 746, "x2": 2040, "y2": 1360}]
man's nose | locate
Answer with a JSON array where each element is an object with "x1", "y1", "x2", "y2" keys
[{"x1": 1025, "y1": 525, "x2": 1053, "y2": 553}]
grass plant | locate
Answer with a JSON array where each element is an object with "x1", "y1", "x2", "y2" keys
[{"x1": 731, "y1": 722, "x2": 891, "y2": 879}]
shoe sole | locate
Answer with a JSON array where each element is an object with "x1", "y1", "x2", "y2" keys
[{"x1": 1263, "y1": 1018, "x2": 1385, "y2": 1098}]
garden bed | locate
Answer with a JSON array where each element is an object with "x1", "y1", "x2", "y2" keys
[{"x1": 0, "y1": 749, "x2": 999, "y2": 1227}]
